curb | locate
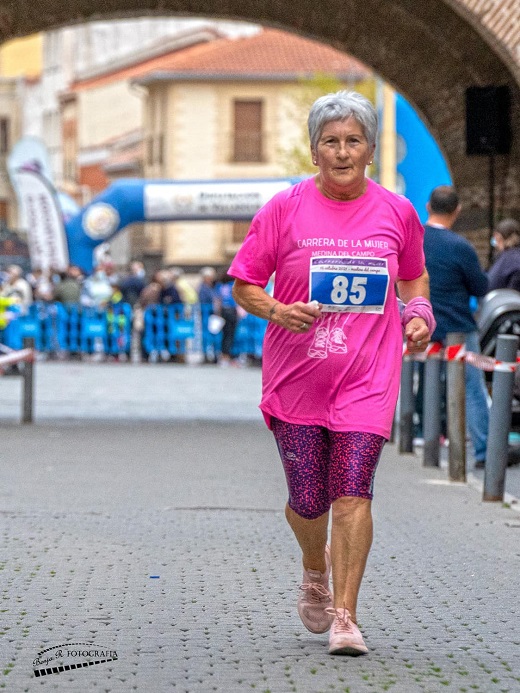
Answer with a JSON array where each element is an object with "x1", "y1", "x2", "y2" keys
[{"x1": 466, "y1": 471, "x2": 520, "y2": 513}]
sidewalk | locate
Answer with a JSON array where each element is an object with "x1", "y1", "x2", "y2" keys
[
  {"x1": 1, "y1": 361, "x2": 518, "y2": 498},
  {"x1": 1, "y1": 363, "x2": 520, "y2": 692}
]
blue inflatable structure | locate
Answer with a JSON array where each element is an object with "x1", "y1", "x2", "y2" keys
[
  {"x1": 65, "y1": 177, "x2": 302, "y2": 272},
  {"x1": 395, "y1": 94, "x2": 452, "y2": 222}
]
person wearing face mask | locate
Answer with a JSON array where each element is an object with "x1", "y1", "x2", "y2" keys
[
  {"x1": 0, "y1": 264, "x2": 33, "y2": 308},
  {"x1": 81, "y1": 263, "x2": 114, "y2": 308},
  {"x1": 229, "y1": 90, "x2": 434, "y2": 657},
  {"x1": 488, "y1": 218, "x2": 520, "y2": 292}
]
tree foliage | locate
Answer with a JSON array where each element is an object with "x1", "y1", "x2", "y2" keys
[{"x1": 278, "y1": 73, "x2": 347, "y2": 176}]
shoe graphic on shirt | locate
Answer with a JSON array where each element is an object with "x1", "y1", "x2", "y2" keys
[
  {"x1": 308, "y1": 325, "x2": 329, "y2": 359},
  {"x1": 327, "y1": 326, "x2": 348, "y2": 354}
]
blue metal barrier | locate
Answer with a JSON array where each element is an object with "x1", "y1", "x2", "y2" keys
[
  {"x1": 199, "y1": 303, "x2": 221, "y2": 361},
  {"x1": 142, "y1": 304, "x2": 195, "y2": 358},
  {"x1": 2, "y1": 302, "x2": 132, "y2": 356},
  {"x1": 197, "y1": 304, "x2": 268, "y2": 360},
  {"x1": 1, "y1": 301, "x2": 268, "y2": 361},
  {"x1": 56, "y1": 304, "x2": 82, "y2": 353},
  {"x1": 233, "y1": 313, "x2": 268, "y2": 358},
  {"x1": 2, "y1": 303, "x2": 55, "y2": 351}
]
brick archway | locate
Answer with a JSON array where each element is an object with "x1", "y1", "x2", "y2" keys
[{"x1": 4, "y1": 0, "x2": 520, "y2": 230}]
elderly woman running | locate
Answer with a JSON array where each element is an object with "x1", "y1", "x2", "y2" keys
[{"x1": 229, "y1": 90, "x2": 434, "y2": 656}]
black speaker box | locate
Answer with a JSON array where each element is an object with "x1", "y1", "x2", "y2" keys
[{"x1": 465, "y1": 85, "x2": 512, "y2": 155}]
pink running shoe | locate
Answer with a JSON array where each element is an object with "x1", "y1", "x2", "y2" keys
[
  {"x1": 326, "y1": 607, "x2": 368, "y2": 655},
  {"x1": 297, "y1": 545, "x2": 334, "y2": 634}
]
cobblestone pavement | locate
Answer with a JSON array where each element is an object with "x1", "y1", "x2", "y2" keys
[{"x1": 1, "y1": 364, "x2": 519, "y2": 692}]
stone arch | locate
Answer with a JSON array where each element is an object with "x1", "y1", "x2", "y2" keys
[{"x1": 3, "y1": 0, "x2": 520, "y2": 234}]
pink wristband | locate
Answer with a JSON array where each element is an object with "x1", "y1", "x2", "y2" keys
[{"x1": 401, "y1": 297, "x2": 436, "y2": 335}]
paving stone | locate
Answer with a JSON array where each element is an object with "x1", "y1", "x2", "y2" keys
[{"x1": 0, "y1": 365, "x2": 519, "y2": 691}]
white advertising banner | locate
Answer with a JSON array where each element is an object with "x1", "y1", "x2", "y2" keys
[
  {"x1": 13, "y1": 170, "x2": 69, "y2": 272},
  {"x1": 144, "y1": 180, "x2": 293, "y2": 220}
]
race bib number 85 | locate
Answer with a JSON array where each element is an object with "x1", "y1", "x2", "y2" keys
[{"x1": 309, "y1": 256, "x2": 389, "y2": 313}]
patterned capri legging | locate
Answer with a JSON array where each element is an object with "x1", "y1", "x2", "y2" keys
[{"x1": 271, "y1": 417, "x2": 386, "y2": 520}]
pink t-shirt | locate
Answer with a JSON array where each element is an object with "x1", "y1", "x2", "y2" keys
[{"x1": 229, "y1": 177, "x2": 425, "y2": 438}]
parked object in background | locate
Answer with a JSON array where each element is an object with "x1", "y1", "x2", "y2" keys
[
  {"x1": 478, "y1": 288, "x2": 520, "y2": 358},
  {"x1": 478, "y1": 287, "x2": 520, "y2": 432}
]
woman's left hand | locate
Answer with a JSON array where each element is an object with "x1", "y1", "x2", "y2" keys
[{"x1": 404, "y1": 317, "x2": 430, "y2": 353}]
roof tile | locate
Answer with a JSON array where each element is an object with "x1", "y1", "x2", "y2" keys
[{"x1": 72, "y1": 28, "x2": 369, "y2": 91}]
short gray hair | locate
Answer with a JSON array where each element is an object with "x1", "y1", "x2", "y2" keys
[{"x1": 308, "y1": 90, "x2": 378, "y2": 150}]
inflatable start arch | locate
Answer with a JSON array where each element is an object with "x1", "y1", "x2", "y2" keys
[{"x1": 65, "y1": 178, "x2": 301, "y2": 273}]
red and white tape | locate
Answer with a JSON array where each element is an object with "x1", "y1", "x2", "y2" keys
[
  {"x1": 0, "y1": 348, "x2": 34, "y2": 371},
  {"x1": 444, "y1": 344, "x2": 467, "y2": 361},
  {"x1": 404, "y1": 342, "x2": 519, "y2": 373}
]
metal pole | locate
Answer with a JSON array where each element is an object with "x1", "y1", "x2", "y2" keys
[
  {"x1": 130, "y1": 307, "x2": 143, "y2": 364},
  {"x1": 446, "y1": 332, "x2": 466, "y2": 482},
  {"x1": 22, "y1": 337, "x2": 34, "y2": 424},
  {"x1": 483, "y1": 334, "x2": 519, "y2": 501},
  {"x1": 423, "y1": 355, "x2": 442, "y2": 467},
  {"x1": 399, "y1": 356, "x2": 414, "y2": 453},
  {"x1": 488, "y1": 153, "x2": 495, "y2": 268},
  {"x1": 130, "y1": 328, "x2": 142, "y2": 363}
]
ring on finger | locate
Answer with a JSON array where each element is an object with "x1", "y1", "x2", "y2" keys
[
  {"x1": 300, "y1": 322, "x2": 307, "y2": 329},
  {"x1": 417, "y1": 340, "x2": 422, "y2": 346}
]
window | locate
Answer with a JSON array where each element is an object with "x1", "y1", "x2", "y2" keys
[
  {"x1": 146, "y1": 135, "x2": 154, "y2": 166},
  {"x1": 233, "y1": 100, "x2": 263, "y2": 162},
  {"x1": 0, "y1": 118, "x2": 10, "y2": 155}
]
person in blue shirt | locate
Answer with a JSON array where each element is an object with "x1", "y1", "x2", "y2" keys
[
  {"x1": 197, "y1": 266, "x2": 217, "y2": 305},
  {"x1": 120, "y1": 260, "x2": 147, "y2": 307},
  {"x1": 423, "y1": 185, "x2": 489, "y2": 468},
  {"x1": 197, "y1": 266, "x2": 218, "y2": 364},
  {"x1": 214, "y1": 269, "x2": 239, "y2": 367}
]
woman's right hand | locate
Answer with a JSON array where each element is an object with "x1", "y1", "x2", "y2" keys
[{"x1": 272, "y1": 300, "x2": 322, "y2": 333}]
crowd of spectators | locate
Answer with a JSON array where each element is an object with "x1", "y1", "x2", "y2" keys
[
  {"x1": 0, "y1": 260, "x2": 246, "y2": 366},
  {"x1": 0, "y1": 260, "x2": 220, "y2": 310}
]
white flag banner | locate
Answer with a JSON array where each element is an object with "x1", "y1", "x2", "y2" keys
[{"x1": 13, "y1": 169, "x2": 69, "y2": 272}]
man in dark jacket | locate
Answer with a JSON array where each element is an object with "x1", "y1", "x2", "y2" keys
[
  {"x1": 120, "y1": 261, "x2": 147, "y2": 306},
  {"x1": 423, "y1": 185, "x2": 489, "y2": 468}
]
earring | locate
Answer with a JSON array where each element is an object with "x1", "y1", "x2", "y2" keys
[{"x1": 368, "y1": 160, "x2": 373, "y2": 165}]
